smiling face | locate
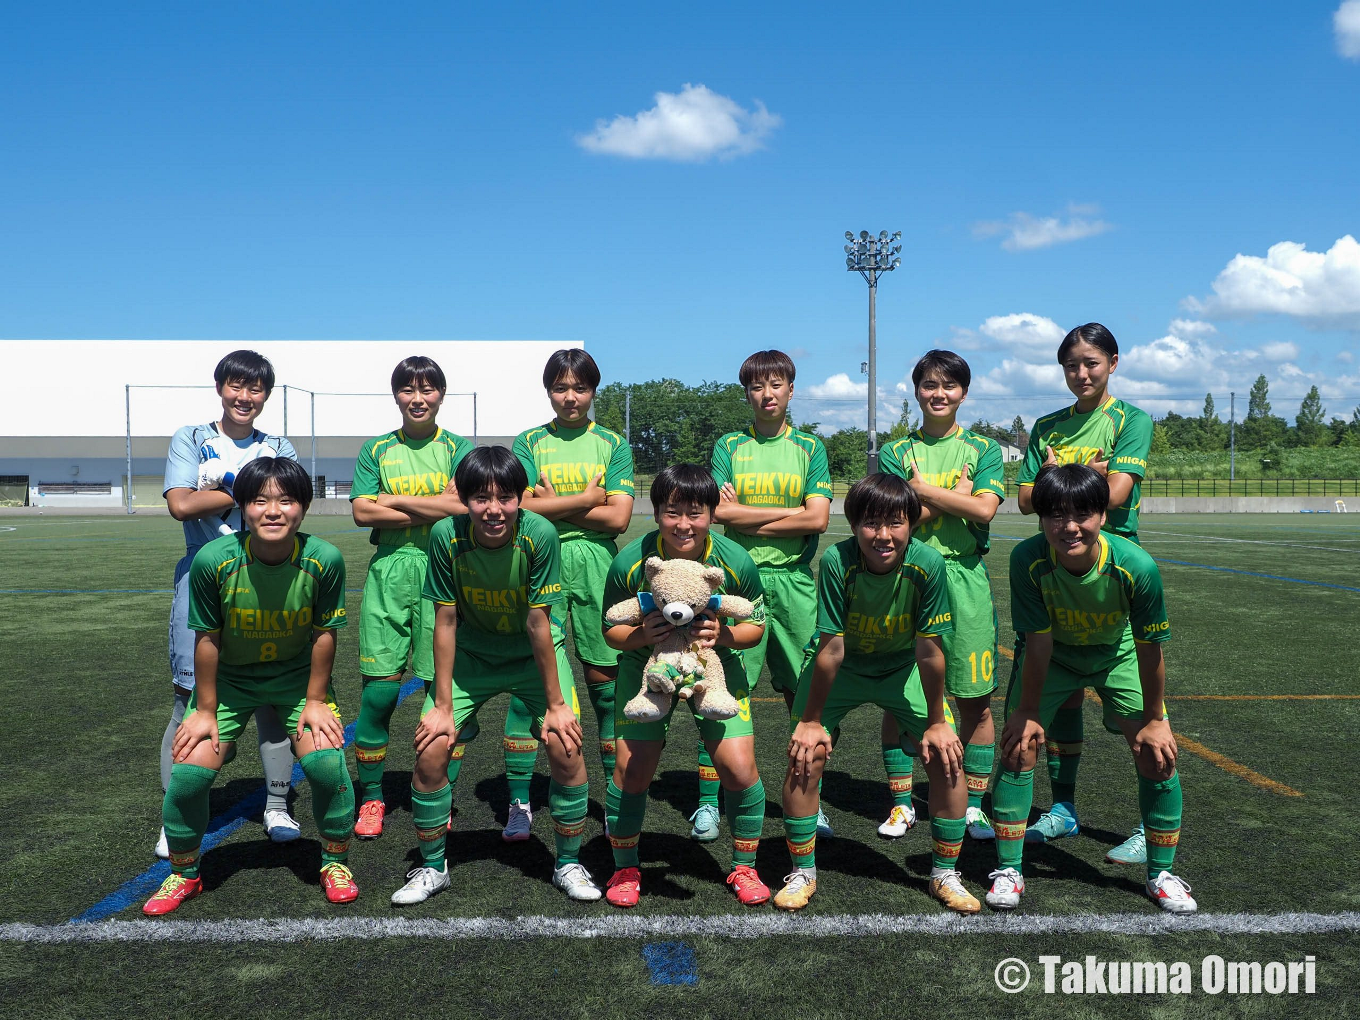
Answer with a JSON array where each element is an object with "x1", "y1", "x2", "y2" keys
[
  {"x1": 745, "y1": 374, "x2": 792, "y2": 431},
  {"x1": 915, "y1": 369, "x2": 966, "y2": 426},
  {"x1": 218, "y1": 377, "x2": 269, "y2": 431},
  {"x1": 655, "y1": 500, "x2": 712, "y2": 561},
  {"x1": 1040, "y1": 506, "x2": 1107, "y2": 571},
  {"x1": 854, "y1": 513, "x2": 910, "y2": 574},
  {"x1": 242, "y1": 477, "x2": 305, "y2": 546},
  {"x1": 467, "y1": 483, "x2": 520, "y2": 548},
  {"x1": 548, "y1": 370, "x2": 593, "y2": 426},
  {"x1": 1061, "y1": 340, "x2": 1117, "y2": 409},
  {"x1": 394, "y1": 378, "x2": 444, "y2": 433}
]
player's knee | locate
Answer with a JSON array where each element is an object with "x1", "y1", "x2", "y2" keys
[{"x1": 414, "y1": 739, "x2": 450, "y2": 783}]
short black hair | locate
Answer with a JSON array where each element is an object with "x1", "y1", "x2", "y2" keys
[
  {"x1": 214, "y1": 350, "x2": 275, "y2": 395},
  {"x1": 454, "y1": 445, "x2": 527, "y2": 500},
  {"x1": 651, "y1": 464, "x2": 719, "y2": 513},
  {"x1": 1057, "y1": 323, "x2": 1119, "y2": 362},
  {"x1": 739, "y1": 350, "x2": 796, "y2": 388},
  {"x1": 542, "y1": 349, "x2": 601, "y2": 391},
  {"x1": 844, "y1": 472, "x2": 920, "y2": 530},
  {"x1": 391, "y1": 356, "x2": 447, "y2": 395},
  {"x1": 912, "y1": 349, "x2": 971, "y2": 391},
  {"x1": 234, "y1": 457, "x2": 312, "y2": 510},
  {"x1": 1031, "y1": 463, "x2": 1109, "y2": 518}
]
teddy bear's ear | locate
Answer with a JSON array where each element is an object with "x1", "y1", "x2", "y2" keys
[
  {"x1": 645, "y1": 556, "x2": 665, "y2": 583},
  {"x1": 702, "y1": 565, "x2": 725, "y2": 591}
]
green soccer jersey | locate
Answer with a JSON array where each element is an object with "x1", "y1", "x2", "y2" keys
[
  {"x1": 878, "y1": 425, "x2": 1007, "y2": 557},
  {"x1": 1017, "y1": 397, "x2": 1153, "y2": 538},
  {"x1": 1010, "y1": 531, "x2": 1170, "y2": 675},
  {"x1": 422, "y1": 509, "x2": 566, "y2": 665},
  {"x1": 711, "y1": 423, "x2": 834, "y2": 569},
  {"x1": 351, "y1": 427, "x2": 474, "y2": 551},
  {"x1": 187, "y1": 532, "x2": 348, "y2": 681},
  {"x1": 815, "y1": 537, "x2": 954, "y2": 678},
  {"x1": 512, "y1": 420, "x2": 635, "y2": 544},
  {"x1": 604, "y1": 530, "x2": 767, "y2": 679}
]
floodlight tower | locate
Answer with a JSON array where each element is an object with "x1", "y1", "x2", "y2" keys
[{"x1": 845, "y1": 229, "x2": 902, "y2": 475}]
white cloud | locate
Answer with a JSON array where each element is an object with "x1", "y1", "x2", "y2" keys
[
  {"x1": 1261, "y1": 341, "x2": 1300, "y2": 361},
  {"x1": 1339, "y1": 350, "x2": 1355, "y2": 363},
  {"x1": 1168, "y1": 318, "x2": 1218, "y2": 338},
  {"x1": 576, "y1": 84, "x2": 781, "y2": 161},
  {"x1": 973, "y1": 204, "x2": 1112, "y2": 251},
  {"x1": 1189, "y1": 235, "x2": 1360, "y2": 325},
  {"x1": 979, "y1": 312, "x2": 1066, "y2": 352},
  {"x1": 1337, "y1": 0, "x2": 1360, "y2": 59},
  {"x1": 804, "y1": 372, "x2": 866, "y2": 400}
]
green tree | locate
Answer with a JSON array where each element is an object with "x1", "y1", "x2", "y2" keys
[
  {"x1": 820, "y1": 427, "x2": 869, "y2": 481},
  {"x1": 1010, "y1": 414, "x2": 1029, "y2": 450},
  {"x1": 1293, "y1": 386, "x2": 1328, "y2": 447},
  {"x1": 1199, "y1": 393, "x2": 1226, "y2": 451},
  {"x1": 1246, "y1": 374, "x2": 1272, "y2": 419},
  {"x1": 1238, "y1": 374, "x2": 1288, "y2": 449},
  {"x1": 1150, "y1": 421, "x2": 1172, "y2": 455},
  {"x1": 883, "y1": 399, "x2": 919, "y2": 444},
  {"x1": 966, "y1": 418, "x2": 1012, "y2": 444},
  {"x1": 593, "y1": 378, "x2": 750, "y2": 473}
]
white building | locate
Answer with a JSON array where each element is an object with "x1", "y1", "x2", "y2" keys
[{"x1": 0, "y1": 339, "x2": 569, "y2": 507}]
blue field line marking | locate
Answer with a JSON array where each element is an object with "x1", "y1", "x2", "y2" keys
[
  {"x1": 68, "y1": 675, "x2": 425, "y2": 925},
  {"x1": 642, "y1": 941, "x2": 699, "y2": 985}
]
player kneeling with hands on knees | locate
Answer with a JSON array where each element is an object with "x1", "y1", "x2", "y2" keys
[
  {"x1": 987, "y1": 463, "x2": 1194, "y2": 914},
  {"x1": 779, "y1": 473, "x2": 978, "y2": 914},
  {"x1": 144, "y1": 457, "x2": 357, "y2": 915}
]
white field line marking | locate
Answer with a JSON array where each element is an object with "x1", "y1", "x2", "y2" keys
[
  {"x1": 1137, "y1": 528, "x2": 1360, "y2": 555},
  {"x1": 6, "y1": 911, "x2": 1360, "y2": 943}
]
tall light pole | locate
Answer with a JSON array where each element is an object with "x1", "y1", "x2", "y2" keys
[{"x1": 845, "y1": 229, "x2": 902, "y2": 475}]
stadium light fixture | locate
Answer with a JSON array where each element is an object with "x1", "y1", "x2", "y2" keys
[{"x1": 843, "y1": 227, "x2": 902, "y2": 475}]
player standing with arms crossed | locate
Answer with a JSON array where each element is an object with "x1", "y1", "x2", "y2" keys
[
  {"x1": 158, "y1": 350, "x2": 299, "y2": 857},
  {"x1": 1015, "y1": 323, "x2": 1153, "y2": 864},
  {"x1": 878, "y1": 351, "x2": 1005, "y2": 843},
  {"x1": 706, "y1": 351, "x2": 832, "y2": 841}
]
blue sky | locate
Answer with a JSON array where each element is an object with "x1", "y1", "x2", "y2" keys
[{"x1": 2, "y1": 2, "x2": 1358, "y2": 431}]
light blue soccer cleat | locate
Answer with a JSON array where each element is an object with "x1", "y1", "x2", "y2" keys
[
  {"x1": 816, "y1": 806, "x2": 835, "y2": 839},
  {"x1": 1024, "y1": 803, "x2": 1079, "y2": 843},
  {"x1": 689, "y1": 804, "x2": 721, "y2": 842},
  {"x1": 1105, "y1": 822, "x2": 1146, "y2": 864}
]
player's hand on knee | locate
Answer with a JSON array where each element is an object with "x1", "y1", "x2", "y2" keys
[
  {"x1": 173, "y1": 710, "x2": 219, "y2": 761},
  {"x1": 542, "y1": 705, "x2": 583, "y2": 757},
  {"x1": 1133, "y1": 718, "x2": 1177, "y2": 778},
  {"x1": 414, "y1": 705, "x2": 457, "y2": 756},
  {"x1": 920, "y1": 722, "x2": 964, "y2": 783},
  {"x1": 788, "y1": 721, "x2": 831, "y2": 778},
  {"x1": 298, "y1": 698, "x2": 343, "y2": 750},
  {"x1": 1001, "y1": 711, "x2": 1044, "y2": 763}
]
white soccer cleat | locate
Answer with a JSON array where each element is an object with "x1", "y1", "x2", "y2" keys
[
  {"x1": 877, "y1": 803, "x2": 916, "y2": 838},
  {"x1": 391, "y1": 865, "x2": 451, "y2": 905},
  {"x1": 986, "y1": 867, "x2": 1025, "y2": 910},
  {"x1": 1146, "y1": 871, "x2": 1197, "y2": 914},
  {"x1": 264, "y1": 808, "x2": 302, "y2": 843},
  {"x1": 966, "y1": 806, "x2": 996, "y2": 840},
  {"x1": 154, "y1": 827, "x2": 170, "y2": 860},
  {"x1": 503, "y1": 800, "x2": 533, "y2": 842},
  {"x1": 552, "y1": 862, "x2": 603, "y2": 902}
]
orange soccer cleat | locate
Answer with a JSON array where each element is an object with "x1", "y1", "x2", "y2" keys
[{"x1": 142, "y1": 873, "x2": 203, "y2": 916}]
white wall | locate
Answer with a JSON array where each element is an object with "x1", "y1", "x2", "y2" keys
[{"x1": 0, "y1": 339, "x2": 570, "y2": 438}]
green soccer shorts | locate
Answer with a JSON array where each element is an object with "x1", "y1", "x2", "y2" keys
[
  {"x1": 742, "y1": 566, "x2": 816, "y2": 695},
  {"x1": 1005, "y1": 636, "x2": 1166, "y2": 736},
  {"x1": 942, "y1": 555, "x2": 999, "y2": 700},
  {"x1": 187, "y1": 664, "x2": 342, "y2": 745},
  {"x1": 561, "y1": 537, "x2": 619, "y2": 669},
  {"x1": 790, "y1": 656, "x2": 955, "y2": 750},
  {"x1": 614, "y1": 657, "x2": 755, "y2": 744},
  {"x1": 420, "y1": 644, "x2": 580, "y2": 735},
  {"x1": 359, "y1": 547, "x2": 434, "y2": 680}
]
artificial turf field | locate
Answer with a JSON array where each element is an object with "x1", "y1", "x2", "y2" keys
[{"x1": 1, "y1": 511, "x2": 1358, "y2": 1019}]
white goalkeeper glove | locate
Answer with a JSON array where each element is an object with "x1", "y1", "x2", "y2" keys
[{"x1": 196, "y1": 460, "x2": 228, "y2": 492}]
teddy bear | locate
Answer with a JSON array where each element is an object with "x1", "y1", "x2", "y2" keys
[{"x1": 604, "y1": 556, "x2": 756, "y2": 723}]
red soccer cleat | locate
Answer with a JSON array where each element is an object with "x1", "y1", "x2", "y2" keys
[
  {"x1": 605, "y1": 867, "x2": 642, "y2": 908},
  {"x1": 354, "y1": 800, "x2": 385, "y2": 839},
  {"x1": 726, "y1": 865, "x2": 771, "y2": 906},
  {"x1": 142, "y1": 873, "x2": 203, "y2": 916},
  {"x1": 320, "y1": 863, "x2": 359, "y2": 904}
]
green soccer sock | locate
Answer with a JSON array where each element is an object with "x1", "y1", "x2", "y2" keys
[
  {"x1": 963, "y1": 741, "x2": 995, "y2": 812},
  {"x1": 411, "y1": 784, "x2": 452, "y2": 870},
  {"x1": 549, "y1": 780, "x2": 590, "y2": 867},
  {"x1": 502, "y1": 696, "x2": 538, "y2": 805},
  {"x1": 882, "y1": 743, "x2": 914, "y2": 807},
  {"x1": 783, "y1": 813, "x2": 818, "y2": 872},
  {"x1": 606, "y1": 778, "x2": 647, "y2": 869},
  {"x1": 930, "y1": 814, "x2": 967, "y2": 873},
  {"x1": 299, "y1": 748, "x2": 355, "y2": 865},
  {"x1": 1138, "y1": 771, "x2": 1183, "y2": 881},
  {"x1": 697, "y1": 742, "x2": 720, "y2": 808},
  {"x1": 587, "y1": 680, "x2": 617, "y2": 778},
  {"x1": 1046, "y1": 705, "x2": 1083, "y2": 809},
  {"x1": 991, "y1": 768, "x2": 1034, "y2": 871},
  {"x1": 354, "y1": 678, "x2": 402, "y2": 804},
  {"x1": 163, "y1": 763, "x2": 218, "y2": 878},
  {"x1": 446, "y1": 740, "x2": 469, "y2": 788},
  {"x1": 726, "y1": 781, "x2": 766, "y2": 868}
]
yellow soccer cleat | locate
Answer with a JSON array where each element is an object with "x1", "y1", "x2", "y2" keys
[
  {"x1": 929, "y1": 870, "x2": 981, "y2": 914},
  {"x1": 773, "y1": 870, "x2": 817, "y2": 911}
]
